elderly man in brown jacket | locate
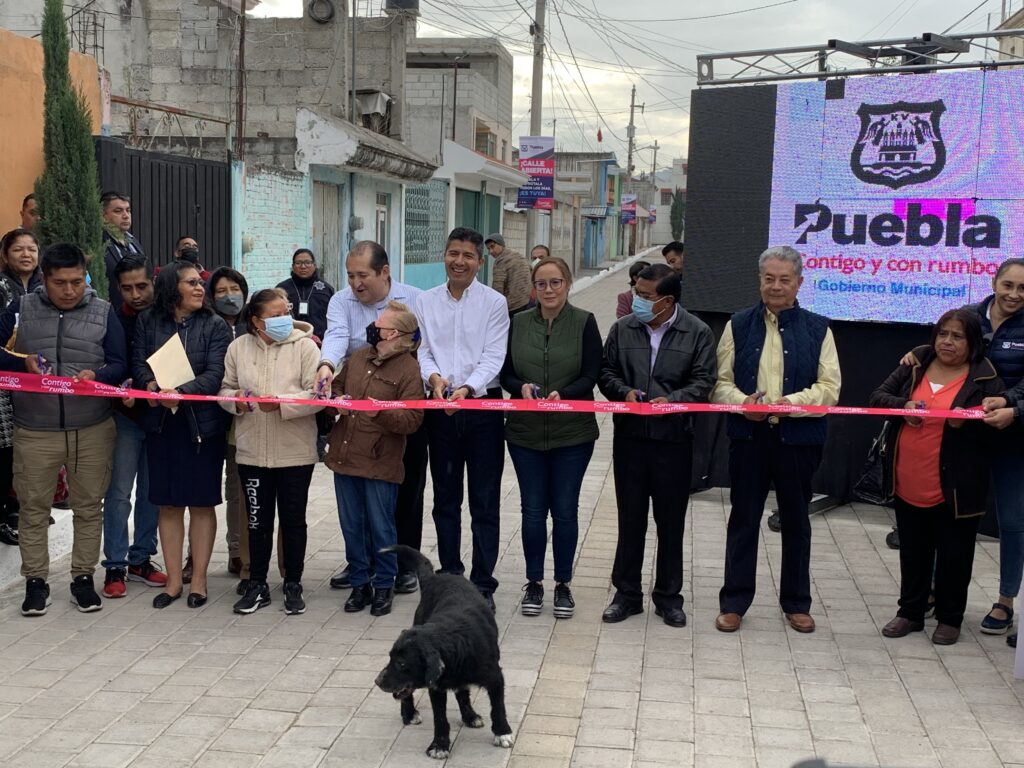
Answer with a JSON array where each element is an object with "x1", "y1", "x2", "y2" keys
[{"x1": 485, "y1": 233, "x2": 533, "y2": 316}]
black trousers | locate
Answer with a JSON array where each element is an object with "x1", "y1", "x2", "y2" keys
[
  {"x1": 611, "y1": 433, "x2": 693, "y2": 610},
  {"x1": 426, "y1": 390, "x2": 505, "y2": 595},
  {"x1": 719, "y1": 422, "x2": 822, "y2": 616},
  {"x1": 0, "y1": 446, "x2": 16, "y2": 522},
  {"x1": 238, "y1": 464, "x2": 315, "y2": 583},
  {"x1": 395, "y1": 420, "x2": 429, "y2": 558},
  {"x1": 894, "y1": 496, "x2": 980, "y2": 628}
]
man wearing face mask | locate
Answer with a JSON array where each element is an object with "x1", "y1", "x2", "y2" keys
[
  {"x1": 598, "y1": 263, "x2": 717, "y2": 628},
  {"x1": 172, "y1": 236, "x2": 210, "y2": 281}
]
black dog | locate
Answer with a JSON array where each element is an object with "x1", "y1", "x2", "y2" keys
[{"x1": 374, "y1": 546, "x2": 514, "y2": 759}]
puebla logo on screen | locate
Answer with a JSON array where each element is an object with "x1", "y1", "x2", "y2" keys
[
  {"x1": 851, "y1": 100, "x2": 946, "y2": 188},
  {"x1": 794, "y1": 97, "x2": 1000, "y2": 249}
]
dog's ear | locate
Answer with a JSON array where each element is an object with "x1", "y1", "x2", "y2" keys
[{"x1": 421, "y1": 637, "x2": 445, "y2": 687}]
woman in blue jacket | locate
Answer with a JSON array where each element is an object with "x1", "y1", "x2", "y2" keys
[{"x1": 133, "y1": 260, "x2": 232, "y2": 609}]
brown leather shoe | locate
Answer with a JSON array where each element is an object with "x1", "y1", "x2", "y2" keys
[
  {"x1": 785, "y1": 612, "x2": 816, "y2": 633},
  {"x1": 932, "y1": 623, "x2": 960, "y2": 645},
  {"x1": 882, "y1": 616, "x2": 924, "y2": 638},
  {"x1": 182, "y1": 555, "x2": 193, "y2": 585},
  {"x1": 715, "y1": 612, "x2": 742, "y2": 632}
]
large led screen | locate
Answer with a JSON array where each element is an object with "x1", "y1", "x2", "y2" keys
[{"x1": 684, "y1": 70, "x2": 1024, "y2": 324}]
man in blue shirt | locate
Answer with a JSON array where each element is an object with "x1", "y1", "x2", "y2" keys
[{"x1": 317, "y1": 241, "x2": 426, "y2": 595}]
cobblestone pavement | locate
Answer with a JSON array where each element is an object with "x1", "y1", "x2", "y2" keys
[{"x1": 1, "y1": 259, "x2": 1022, "y2": 768}]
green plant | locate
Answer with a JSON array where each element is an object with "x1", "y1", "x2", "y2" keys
[
  {"x1": 670, "y1": 187, "x2": 686, "y2": 242},
  {"x1": 34, "y1": 0, "x2": 106, "y2": 297}
]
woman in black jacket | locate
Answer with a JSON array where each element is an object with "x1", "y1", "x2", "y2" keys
[
  {"x1": 133, "y1": 260, "x2": 232, "y2": 609},
  {"x1": 870, "y1": 308, "x2": 1003, "y2": 645},
  {"x1": 276, "y1": 248, "x2": 334, "y2": 341}
]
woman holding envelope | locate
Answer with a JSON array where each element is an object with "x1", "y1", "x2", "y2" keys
[
  {"x1": 133, "y1": 260, "x2": 232, "y2": 609},
  {"x1": 218, "y1": 288, "x2": 322, "y2": 616}
]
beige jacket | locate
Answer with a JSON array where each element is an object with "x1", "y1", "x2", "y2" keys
[{"x1": 218, "y1": 320, "x2": 323, "y2": 468}]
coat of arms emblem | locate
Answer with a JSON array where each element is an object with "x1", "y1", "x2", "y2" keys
[{"x1": 850, "y1": 100, "x2": 946, "y2": 189}]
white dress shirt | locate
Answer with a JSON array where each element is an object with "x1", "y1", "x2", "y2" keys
[
  {"x1": 644, "y1": 306, "x2": 678, "y2": 371},
  {"x1": 415, "y1": 279, "x2": 510, "y2": 395},
  {"x1": 319, "y1": 279, "x2": 422, "y2": 369}
]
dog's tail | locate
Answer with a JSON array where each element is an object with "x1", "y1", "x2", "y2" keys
[{"x1": 380, "y1": 545, "x2": 436, "y2": 582}]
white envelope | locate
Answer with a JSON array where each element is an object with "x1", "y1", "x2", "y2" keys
[{"x1": 146, "y1": 332, "x2": 196, "y2": 390}]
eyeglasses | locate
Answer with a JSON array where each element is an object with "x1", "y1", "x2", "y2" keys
[
  {"x1": 533, "y1": 278, "x2": 565, "y2": 291},
  {"x1": 179, "y1": 278, "x2": 203, "y2": 288},
  {"x1": 294, "y1": 260, "x2": 315, "y2": 267}
]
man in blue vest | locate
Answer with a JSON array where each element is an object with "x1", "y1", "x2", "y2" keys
[{"x1": 712, "y1": 246, "x2": 841, "y2": 634}]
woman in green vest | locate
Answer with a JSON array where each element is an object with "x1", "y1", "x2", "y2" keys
[{"x1": 501, "y1": 256, "x2": 602, "y2": 619}]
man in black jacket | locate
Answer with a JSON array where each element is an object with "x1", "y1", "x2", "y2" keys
[
  {"x1": 598, "y1": 264, "x2": 717, "y2": 627},
  {"x1": 102, "y1": 191, "x2": 145, "y2": 307},
  {"x1": 101, "y1": 257, "x2": 166, "y2": 599}
]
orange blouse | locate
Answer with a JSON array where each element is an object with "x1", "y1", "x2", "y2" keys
[{"x1": 894, "y1": 372, "x2": 967, "y2": 508}]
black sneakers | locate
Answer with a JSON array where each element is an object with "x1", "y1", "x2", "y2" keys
[
  {"x1": 70, "y1": 575, "x2": 102, "y2": 613},
  {"x1": 21, "y1": 578, "x2": 51, "y2": 616},
  {"x1": 283, "y1": 581, "x2": 306, "y2": 615},
  {"x1": 233, "y1": 581, "x2": 271, "y2": 615},
  {"x1": 553, "y1": 582, "x2": 575, "y2": 619},
  {"x1": 521, "y1": 582, "x2": 544, "y2": 616}
]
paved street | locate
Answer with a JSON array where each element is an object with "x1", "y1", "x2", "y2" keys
[{"x1": 1, "y1": 259, "x2": 1023, "y2": 768}]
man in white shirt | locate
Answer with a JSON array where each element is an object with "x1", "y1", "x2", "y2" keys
[
  {"x1": 415, "y1": 227, "x2": 511, "y2": 611},
  {"x1": 317, "y1": 241, "x2": 426, "y2": 595}
]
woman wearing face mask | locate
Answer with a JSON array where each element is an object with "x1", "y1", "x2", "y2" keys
[
  {"x1": 326, "y1": 301, "x2": 424, "y2": 617},
  {"x1": 219, "y1": 288, "x2": 322, "y2": 615},
  {"x1": 203, "y1": 267, "x2": 251, "y2": 583},
  {"x1": 133, "y1": 261, "x2": 232, "y2": 609},
  {"x1": 501, "y1": 257, "x2": 602, "y2": 619}
]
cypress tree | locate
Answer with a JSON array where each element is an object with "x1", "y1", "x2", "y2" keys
[
  {"x1": 670, "y1": 188, "x2": 686, "y2": 242},
  {"x1": 34, "y1": 0, "x2": 106, "y2": 298}
]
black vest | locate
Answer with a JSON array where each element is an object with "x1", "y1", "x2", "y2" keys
[{"x1": 727, "y1": 302, "x2": 830, "y2": 445}]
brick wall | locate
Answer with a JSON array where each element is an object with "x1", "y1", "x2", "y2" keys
[{"x1": 239, "y1": 165, "x2": 311, "y2": 290}]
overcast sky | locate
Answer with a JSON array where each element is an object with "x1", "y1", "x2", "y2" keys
[{"x1": 252, "y1": 0, "x2": 1020, "y2": 169}]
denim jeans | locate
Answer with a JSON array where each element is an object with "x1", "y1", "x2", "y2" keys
[
  {"x1": 426, "y1": 405, "x2": 505, "y2": 594},
  {"x1": 334, "y1": 473, "x2": 398, "y2": 589},
  {"x1": 102, "y1": 412, "x2": 159, "y2": 570},
  {"x1": 508, "y1": 441, "x2": 595, "y2": 584},
  {"x1": 993, "y1": 451, "x2": 1024, "y2": 598}
]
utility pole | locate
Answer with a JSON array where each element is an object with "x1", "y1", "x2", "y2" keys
[
  {"x1": 625, "y1": 85, "x2": 644, "y2": 183},
  {"x1": 650, "y1": 139, "x2": 659, "y2": 181},
  {"x1": 525, "y1": 0, "x2": 546, "y2": 252},
  {"x1": 235, "y1": 1, "x2": 246, "y2": 159}
]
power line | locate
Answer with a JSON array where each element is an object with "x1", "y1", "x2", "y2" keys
[{"x1": 555, "y1": 0, "x2": 799, "y2": 24}]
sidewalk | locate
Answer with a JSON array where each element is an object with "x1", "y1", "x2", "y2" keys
[{"x1": 0, "y1": 265, "x2": 1022, "y2": 768}]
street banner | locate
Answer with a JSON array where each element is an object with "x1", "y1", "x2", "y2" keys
[
  {"x1": 517, "y1": 136, "x2": 555, "y2": 210},
  {"x1": 621, "y1": 194, "x2": 637, "y2": 224}
]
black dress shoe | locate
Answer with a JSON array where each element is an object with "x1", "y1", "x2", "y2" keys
[
  {"x1": 153, "y1": 591, "x2": 182, "y2": 609},
  {"x1": 187, "y1": 593, "x2": 207, "y2": 608},
  {"x1": 480, "y1": 591, "x2": 496, "y2": 613},
  {"x1": 394, "y1": 570, "x2": 419, "y2": 594},
  {"x1": 344, "y1": 584, "x2": 372, "y2": 612},
  {"x1": 371, "y1": 588, "x2": 394, "y2": 616},
  {"x1": 655, "y1": 605, "x2": 687, "y2": 627},
  {"x1": 602, "y1": 600, "x2": 643, "y2": 623},
  {"x1": 330, "y1": 565, "x2": 352, "y2": 590}
]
